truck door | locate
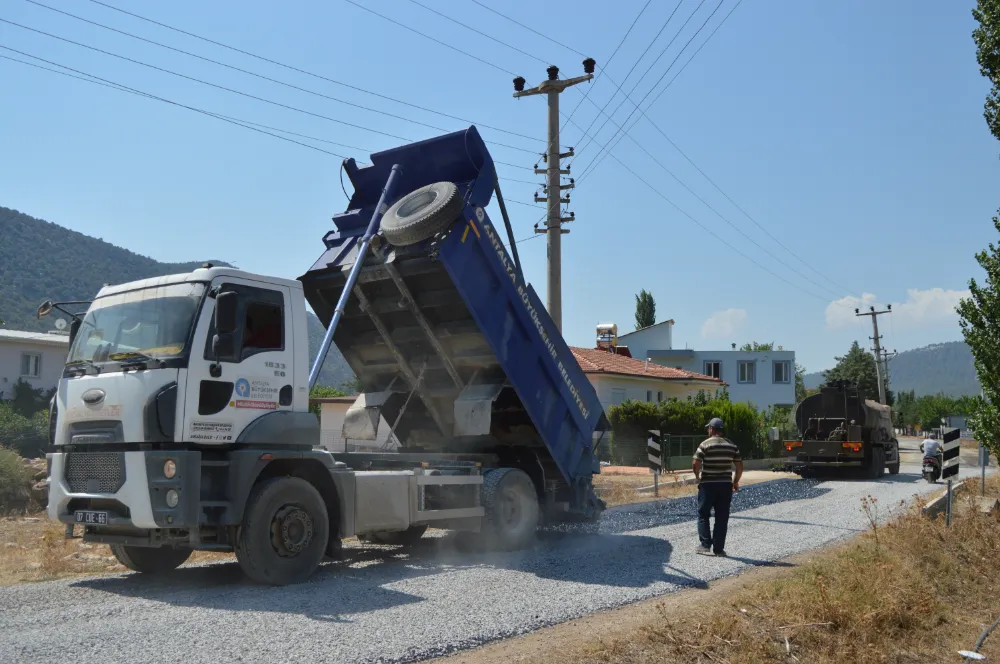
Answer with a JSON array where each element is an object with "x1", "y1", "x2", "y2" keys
[{"x1": 182, "y1": 279, "x2": 294, "y2": 443}]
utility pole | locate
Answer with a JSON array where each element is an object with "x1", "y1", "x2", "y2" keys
[
  {"x1": 878, "y1": 348, "x2": 897, "y2": 397},
  {"x1": 855, "y1": 305, "x2": 892, "y2": 404},
  {"x1": 513, "y1": 58, "x2": 595, "y2": 332}
]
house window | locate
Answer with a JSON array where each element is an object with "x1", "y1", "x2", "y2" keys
[
  {"x1": 20, "y1": 353, "x2": 41, "y2": 378},
  {"x1": 646, "y1": 390, "x2": 653, "y2": 402},
  {"x1": 704, "y1": 361, "x2": 721, "y2": 379},
  {"x1": 611, "y1": 388, "x2": 626, "y2": 405},
  {"x1": 738, "y1": 360, "x2": 756, "y2": 384},
  {"x1": 773, "y1": 360, "x2": 791, "y2": 384},
  {"x1": 657, "y1": 391, "x2": 664, "y2": 403}
]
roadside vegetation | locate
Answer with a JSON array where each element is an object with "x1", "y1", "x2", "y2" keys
[{"x1": 542, "y1": 474, "x2": 1000, "y2": 664}]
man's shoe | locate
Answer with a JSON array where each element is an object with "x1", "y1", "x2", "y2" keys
[
  {"x1": 696, "y1": 546, "x2": 713, "y2": 555},
  {"x1": 714, "y1": 550, "x2": 728, "y2": 557}
]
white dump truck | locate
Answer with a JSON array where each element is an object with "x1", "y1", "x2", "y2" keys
[{"x1": 42, "y1": 127, "x2": 607, "y2": 585}]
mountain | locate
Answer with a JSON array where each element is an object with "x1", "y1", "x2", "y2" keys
[
  {"x1": 0, "y1": 206, "x2": 355, "y2": 391},
  {"x1": 803, "y1": 341, "x2": 980, "y2": 397}
]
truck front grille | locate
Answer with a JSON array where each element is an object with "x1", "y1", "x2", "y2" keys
[{"x1": 65, "y1": 453, "x2": 126, "y2": 494}]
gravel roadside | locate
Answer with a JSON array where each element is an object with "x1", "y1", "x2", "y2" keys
[{"x1": 0, "y1": 463, "x2": 983, "y2": 664}]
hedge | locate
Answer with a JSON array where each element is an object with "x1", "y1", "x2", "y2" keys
[{"x1": 604, "y1": 395, "x2": 768, "y2": 466}]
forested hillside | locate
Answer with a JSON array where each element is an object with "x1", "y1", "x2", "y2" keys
[
  {"x1": 0, "y1": 206, "x2": 355, "y2": 390},
  {"x1": 803, "y1": 341, "x2": 980, "y2": 397}
]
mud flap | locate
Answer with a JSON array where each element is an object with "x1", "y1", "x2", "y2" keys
[
  {"x1": 453, "y1": 384, "x2": 504, "y2": 437},
  {"x1": 343, "y1": 391, "x2": 393, "y2": 440}
]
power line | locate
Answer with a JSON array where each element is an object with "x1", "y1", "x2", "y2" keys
[
  {"x1": 404, "y1": 0, "x2": 547, "y2": 65},
  {"x1": 15, "y1": 2, "x2": 541, "y2": 156},
  {"x1": 560, "y1": 0, "x2": 654, "y2": 129},
  {"x1": 467, "y1": 0, "x2": 587, "y2": 58},
  {"x1": 1, "y1": 46, "x2": 543, "y2": 195},
  {"x1": 340, "y1": 0, "x2": 517, "y2": 76},
  {"x1": 603, "y1": 149, "x2": 834, "y2": 303},
  {"x1": 573, "y1": 2, "x2": 860, "y2": 296},
  {"x1": 0, "y1": 17, "x2": 416, "y2": 141},
  {"x1": 576, "y1": 0, "x2": 720, "y2": 180},
  {"x1": 0, "y1": 48, "x2": 353, "y2": 160},
  {"x1": 571, "y1": 0, "x2": 693, "y2": 163},
  {"x1": 76, "y1": 0, "x2": 543, "y2": 144}
]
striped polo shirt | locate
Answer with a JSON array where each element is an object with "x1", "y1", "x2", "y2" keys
[{"x1": 694, "y1": 436, "x2": 742, "y2": 483}]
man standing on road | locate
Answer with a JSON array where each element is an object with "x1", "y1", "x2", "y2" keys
[{"x1": 693, "y1": 417, "x2": 743, "y2": 557}]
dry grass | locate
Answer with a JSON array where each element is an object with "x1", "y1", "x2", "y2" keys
[
  {"x1": 0, "y1": 518, "x2": 234, "y2": 586},
  {"x1": 548, "y1": 473, "x2": 1000, "y2": 664},
  {"x1": 592, "y1": 474, "x2": 696, "y2": 507}
]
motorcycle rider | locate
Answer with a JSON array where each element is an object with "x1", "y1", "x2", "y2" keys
[{"x1": 920, "y1": 432, "x2": 943, "y2": 467}]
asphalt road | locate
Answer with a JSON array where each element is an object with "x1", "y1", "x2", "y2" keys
[{"x1": 0, "y1": 463, "x2": 985, "y2": 664}]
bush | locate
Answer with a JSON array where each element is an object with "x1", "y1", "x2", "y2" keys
[
  {"x1": 607, "y1": 393, "x2": 767, "y2": 465},
  {"x1": 0, "y1": 401, "x2": 49, "y2": 458},
  {"x1": 0, "y1": 446, "x2": 31, "y2": 512}
]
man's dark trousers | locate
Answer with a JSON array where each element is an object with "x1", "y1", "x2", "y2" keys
[{"x1": 697, "y1": 482, "x2": 733, "y2": 553}]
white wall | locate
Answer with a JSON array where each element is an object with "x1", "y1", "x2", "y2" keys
[
  {"x1": 318, "y1": 401, "x2": 399, "y2": 452},
  {"x1": 588, "y1": 374, "x2": 719, "y2": 414},
  {"x1": 617, "y1": 322, "x2": 673, "y2": 360},
  {"x1": 651, "y1": 349, "x2": 797, "y2": 410},
  {"x1": 0, "y1": 338, "x2": 68, "y2": 399}
]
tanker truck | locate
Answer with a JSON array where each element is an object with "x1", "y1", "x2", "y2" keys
[
  {"x1": 41, "y1": 126, "x2": 609, "y2": 585},
  {"x1": 780, "y1": 381, "x2": 900, "y2": 478}
]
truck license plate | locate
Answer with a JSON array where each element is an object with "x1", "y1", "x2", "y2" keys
[{"x1": 74, "y1": 510, "x2": 108, "y2": 525}]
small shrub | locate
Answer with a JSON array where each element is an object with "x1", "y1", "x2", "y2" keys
[{"x1": 0, "y1": 446, "x2": 31, "y2": 512}]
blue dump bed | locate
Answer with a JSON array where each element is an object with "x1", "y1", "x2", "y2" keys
[{"x1": 299, "y1": 127, "x2": 608, "y2": 517}]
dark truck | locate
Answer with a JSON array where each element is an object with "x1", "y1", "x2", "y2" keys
[
  {"x1": 44, "y1": 126, "x2": 609, "y2": 585},
  {"x1": 781, "y1": 381, "x2": 900, "y2": 478}
]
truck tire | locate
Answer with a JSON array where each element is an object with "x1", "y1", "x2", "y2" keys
[
  {"x1": 381, "y1": 181, "x2": 464, "y2": 246},
  {"x1": 360, "y1": 525, "x2": 428, "y2": 546},
  {"x1": 110, "y1": 544, "x2": 192, "y2": 574},
  {"x1": 887, "y1": 440, "x2": 900, "y2": 474},
  {"x1": 865, "y1": 448, "x2": 880, "y2": 480},
  {"x1": 235, "y1": 476, "x2": 329, "y2": 586},
  {"x1": 480, "y1": 468, "x2": 540, "y2": 552}
]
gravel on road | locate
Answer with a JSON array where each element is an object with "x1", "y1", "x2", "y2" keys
[{"x1": 0, "y1": 464, "x2": 983, "y2": 664}]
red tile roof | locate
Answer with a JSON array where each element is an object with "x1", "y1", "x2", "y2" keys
[{"x1": 571, "y1": 347, "x2": 722, "y2": 383}]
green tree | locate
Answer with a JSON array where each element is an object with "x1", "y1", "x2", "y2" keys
[
  {"x1": 957, "y1": 209, "x2": 1000, "y2": 455},
  {"x1": 634, "y1": 289, "x2": 656, "y2": 330},
  {"x1": 308, "y1": 385, "x2": 347, "y2": 418},
  {"x1": 794, "y1": 363, "x2": 807, "y2": 403},
  {"x1": 973, "y1": 0, "x2": 1000, "y2": 142},
  {"x1": 10, "y1": 379, "x2": 51, "y2": 417},
  {"x1": 824, "y1": 341, "x2": 894, "y2": 405},
  {"x1": 739, "y1": 342, "x2": 774, "y2": 352}
]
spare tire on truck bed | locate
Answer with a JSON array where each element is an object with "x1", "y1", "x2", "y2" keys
[{"x1": 381, "y1": 181, "x2": 464, "y2": 246}]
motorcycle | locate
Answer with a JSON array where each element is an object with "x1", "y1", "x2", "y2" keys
[{"x1": 922, "y1": 454, "x2": 942, "y2": 483}]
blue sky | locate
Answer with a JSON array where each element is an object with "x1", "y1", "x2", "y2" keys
[{"x1": 1, "y1": 0, "x2": 996, "y2": 372}]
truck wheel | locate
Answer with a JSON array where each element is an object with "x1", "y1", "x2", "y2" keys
[
  {"x1": 360, "y1": 525, "x2": 428, "y2": 546},
  {"x1": 110, "y1": 544, "x2": 192, "y2": 574},
  {"x1": 887, "y1": 440, "x2": 900, "y2": 474},
  {"x1": 381, "y1": 181, "x2": 464, "y2": 246},
  {"x1": 236, "y1": 477, "x2": 329, "y2": 586},
  {"x1": 865, "y1": 449, "x2": 880, "y2": 480},
  {"x1": 480, "y1": 468, "x2": 540, "y2": 551}
]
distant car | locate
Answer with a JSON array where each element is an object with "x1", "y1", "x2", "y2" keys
[{"x1": 600, "y1": 461, "x2": 611, "y2": 467}]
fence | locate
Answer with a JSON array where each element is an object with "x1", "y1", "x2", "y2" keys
[{"x1": 602, "y1": 430, "x2": 770, "y2": 468}]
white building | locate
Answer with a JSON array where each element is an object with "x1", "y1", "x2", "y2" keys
[
  {"x1": 310, "y1": 396, "x2": 399, "y2": 452},
  {"x1": 617, "y1": 321, "x2": 796, "y2": 410},
  {"x1": 571, "y1": 347, "x2": 723, "y2": 413},
  {"x1": 0, "y1": 329, "x2": 70, "y2": 399}
]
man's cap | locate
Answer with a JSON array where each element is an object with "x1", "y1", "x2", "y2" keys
[{"x1": 706, "y1": 417, "x2": 724, "y2": 430}]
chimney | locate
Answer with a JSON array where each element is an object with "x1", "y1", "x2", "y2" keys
[{"x1": 645, "y1": 358, "x2": 650, "y2": 372}]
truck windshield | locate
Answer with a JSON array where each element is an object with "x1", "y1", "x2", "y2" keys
[{"x1": 66, "y1": 283, "x2": 206, "y2": 368}]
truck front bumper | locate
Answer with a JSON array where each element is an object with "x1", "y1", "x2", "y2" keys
[{"x1": 48, "y1": 450, "x2": 200, "y2": 530}]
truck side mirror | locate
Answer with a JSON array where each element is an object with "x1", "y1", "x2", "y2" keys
[
  {"x1": 68, "y1": 318, "x2": 81, "y2": 347},
  {"x1": 214, "y1": 291, "x2": 239, "y2": 335}
]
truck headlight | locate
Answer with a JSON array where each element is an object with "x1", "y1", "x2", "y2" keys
[
  {"x1": 163, "y1": 460, "x2": 177, "y2": 479},
  {"x1": 165, "y1": 489, "x2": 180, "y2": 508}
]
